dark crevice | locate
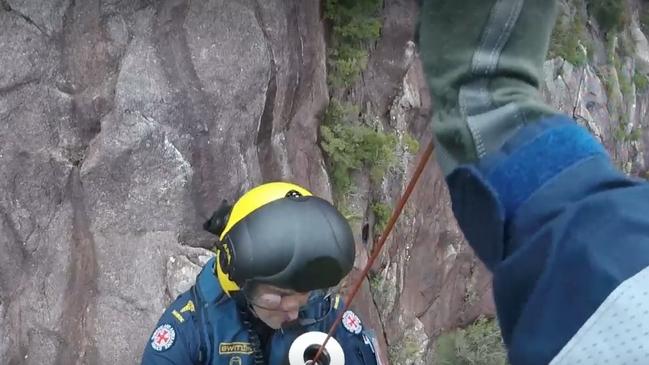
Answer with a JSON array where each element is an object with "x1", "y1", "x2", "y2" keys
[
  {"x1": 58, "y1": 0, "x2": 110, "y2": 171},
  {"x1": 67, "y1": 96, "x2": 103, "y2": 168},
  {"x1": 30, "y1": 326, "x2": 67, "y2": 347},
  {"x1": 0, "y1": 206, "x2": 27, "y2": 259},
  {"x1": 415, "y1": 268, "x2": 450, "y2": 319},
  {"x1": 283, "y1": 2, "x2": 302, "y2": 126},
  {"x1": 252, "y1": 0, "x2": 272, "y2": 46},
  {"x1": 255, "y1": 62, "x2": 278, "y2": 178},
  {"x1": 177, "y1": 229, "x2": 218, "y2": 249},
  {"x1": 162, "y1": 263, "x2": 174, "y2": 304},
  {"x1": 96, "y1": 3, "x2": 128, "y2": 102},
  {"x1": 116, "y1": 293, "x2": 149, "y2": 313},
  {"x1": 60, "y1": 0, "x2": 76, "y2": 45},
  {"x1": 367, "y1": 277, "x2": 391, "y2": 353},
  {"x1": 0, "y1": 205, "x2": 28, "y2": 296},
  {"x1": 154, "y1": 0, "x2": 222, "y2": 221},
  {"x1": 54, "y1": 167, "x2": 98, "y2": 365},
  {"x1": 362, "y1": 222, "x2": 370, "y2": 244},
  {"x1": 54, "y1": 83, "x2": 74, "y2": 95},
  {"x1": 253, "y1": 0, "x2": 285, "y2": 181},
  {"x1": 0, "y1": 78, "x2": 39, "y2": 96},
  {"x1": 154, "y1": 0, "x2": 211, "y2": 111},
  {"x1": 0, "y1": 204, "x2": 28, "y2": 365},
  {"x1": 3, "y1": 2, "x2": 48, "y2": 36},
  {"x1": 252, "y1": 1, "x2": 277, "y2": 151}
]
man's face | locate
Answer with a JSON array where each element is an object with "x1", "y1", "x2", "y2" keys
[{"x1": 246, "y1": 283, "x2": 310, "y2": 329}]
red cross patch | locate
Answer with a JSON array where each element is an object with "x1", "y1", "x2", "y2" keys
[
  {"x1": 342, "y1": 310, "x2": 362, "y2": 334},
  {"x1": 151, "y1": 324, "x2": 176, "y2": 351}
]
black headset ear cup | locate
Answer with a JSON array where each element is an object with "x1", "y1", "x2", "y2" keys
[{"x1": 204, "y1": 200, "x2": 232, "y2": 236}]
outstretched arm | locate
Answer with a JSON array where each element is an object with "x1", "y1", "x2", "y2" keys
[{"x1": 418, "y1": 1, "x2": 649, "y2": 364}]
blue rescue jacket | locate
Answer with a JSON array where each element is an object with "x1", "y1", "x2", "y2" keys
[
  {"x1": 141, "y1": 258, "x2": 381, "y2": 365},
  {"x1": 448, "y1": 115, "x2": 649, "y2": 364}
]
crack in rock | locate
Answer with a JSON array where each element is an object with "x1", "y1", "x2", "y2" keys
[
  {"x1": 2, "y1": 1, "x2": 48, "y2": 36},
  {"x1": 54, "y1": 168, "x2": 98, "y2": 365}
]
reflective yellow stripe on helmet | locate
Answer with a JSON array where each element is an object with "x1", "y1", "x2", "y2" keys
[{"x1": 219, "y1": 182, "x2": 312, "y2": 240}]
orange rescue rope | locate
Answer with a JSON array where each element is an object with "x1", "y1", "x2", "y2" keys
[{"x1": 312, "y1": 138, "x2": 434, "y2": 364}]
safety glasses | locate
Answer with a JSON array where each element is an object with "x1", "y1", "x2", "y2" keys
[{"x1": 244, "y1": 284, "x2": 311, "y2": 312}]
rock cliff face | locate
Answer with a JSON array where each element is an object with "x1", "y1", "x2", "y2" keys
[
  {"x1": 0, "y1": 1, "x2": 330, "y2": 363},
  {"x1": 543, "y1": 0, "x2": 649, "y2": 176},
  {"x1": 336, "y1": 0, "x2": 649, "y2": 363},
  {"x1": 0, "y1": 0, "x2": 647, "y2": 364},
  {"x1": 337, "y1": 2, "x2": 495, "y2": 362}
]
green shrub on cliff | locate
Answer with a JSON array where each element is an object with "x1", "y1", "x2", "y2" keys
[
  {"x1": 549, "y1": 14, "x2": 589, "y2": 66},
  {"x1": 634, "y1": 71, "x2": 649, "y2": 92},
  {"x1": 320, "y1": 101, "x2": 397, "y2": 196},
  {"x1": 435, "y1": 317, "x2": 509, "y2": 365},
  {"x1": 324, "y1": 0, "x2": 383, "y2": 88},
  {"x1": 371, "y1": 201, "x2": 391, "y2": 234},
  {"x1": 586, "y1": 0, "x2": 628, "y2": 34}
]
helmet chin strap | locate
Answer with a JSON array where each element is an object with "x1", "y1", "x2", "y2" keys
[
  {"x1": 236, "y1": 304, "x2": 266, "y2": 365},
  {"x1": 231, "y1": 290, "x2": 249, "y2": 309}
]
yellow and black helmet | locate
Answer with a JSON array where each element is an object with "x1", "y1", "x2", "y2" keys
[{"x1": 203, "y1": 182, "x2": 355, "y2": 295}]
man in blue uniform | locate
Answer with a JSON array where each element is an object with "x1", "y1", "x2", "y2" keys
[
  {"x1": 141, "y1": 182, "x2": 381, "y2": 365},
  {"x1": 419, "y1": 0, "x2": 649, "y2": 364}
]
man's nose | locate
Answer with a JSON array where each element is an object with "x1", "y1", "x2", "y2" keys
[{"x1": 284, "y1": 309, "x2": 299, "y2": 322}]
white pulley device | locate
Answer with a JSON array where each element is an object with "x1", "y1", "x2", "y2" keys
[{"x1": 288, "y1": 331, "x2": 345, "y2": 365}]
